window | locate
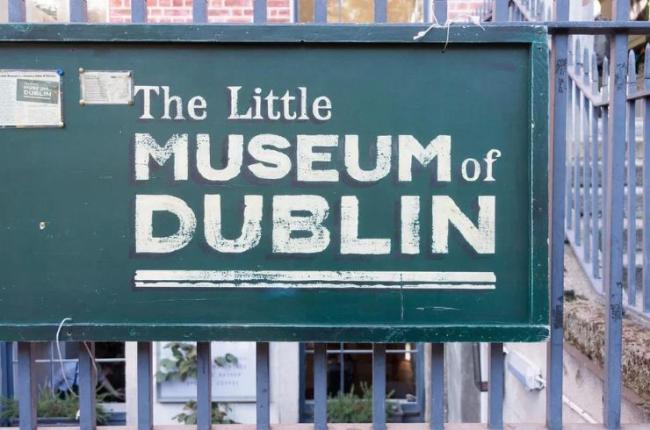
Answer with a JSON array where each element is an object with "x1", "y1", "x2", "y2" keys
[
  {"x1": 297, "y1": 0, "x2": 423, "y2": 23},
  {"x1": 2, "y1": 342, "x2": 126, "y2": 424},
  {"x1": 300, "y1": 343, "x2": 424, "y2": 423}
]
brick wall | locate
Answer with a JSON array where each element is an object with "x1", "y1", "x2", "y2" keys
[
  {"x1": 108, "y1": 0, "x2": 481, "y2": 24},
  {"x1": 110, "y1": 0, "x2": 292, "y2": 23},
  {"x1": 447, "y1": 0, "x2": 484, "y2": 21}
]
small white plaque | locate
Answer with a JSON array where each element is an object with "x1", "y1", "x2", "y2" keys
[
  {"x1": 157, "y1": 341, "x2": 257, "y2": 402},
  {"x1": 80, "y1": 70, "x2": 133, "y2": 105},
  {"x1": 0, "y1": 70, "x2": 63, "y2": 128}
]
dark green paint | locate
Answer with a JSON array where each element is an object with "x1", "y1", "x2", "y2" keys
[{"x1": 0, "y1": 25, "x2": 548, "y2": 342}]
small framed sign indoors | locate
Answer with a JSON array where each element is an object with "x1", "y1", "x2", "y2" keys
[
  {"x1": 156, "y1": 341, "x2": 256, "y2": 402},
  {"x1": 0, "y1": 25, "x2": 548, "y2": 342}
]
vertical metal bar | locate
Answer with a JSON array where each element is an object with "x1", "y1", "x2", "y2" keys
[
  {"x1": 313, "y1": 343, "x2": 327, "y2": 430},
  {"x1": 489, "y1": 6, "x2": 506, "y2": 425},
  {"x1": 583, "y1": 49, "x2": 592, "y2": 262},
  {"x1": 430, "y1": 344, "x2": 444, "y2": 430},
  {"x1": 603, "y1": 56, "x2": 611, "y2": 218},
  {"x1": 566, "y1": 46, "x2": 575, "y2": 230},
  {"x1": 603, "y1": 0, "x2": 629, "y2": 426},
  {"x1": 314, "y1": 0, "x2": 327, "y2": 23},
  {"x1": 256, "y1": 342, "x2": 270, "y2": 430},
  {"x1": 372, "y1": 344, "x2": 386, "y2": 430},
  {"x1": 414, "y1": 344, "x2": 425, "y2": 421},
  {"x1": 338, "y1": 342, "x2": 344, "y2": 395},
  {"x1": 298, "y1": 345, "x2": 306, "y2": 422},
  {"x1": 254, "y1": 0, "x2": 267, "y2": 23},
  {"x1": 574, "y1": 40, "x2": 583, "y2": 246},
  {"x1": 493, "y1": 0, "x2": 506, "y2": 21},
  {"x1": 423, "y1": 0, "x2": 430, "y2": 23},
  {"x1": 131, "y1": 0, "x2": 147, "y2": 22},
  {"x1": 48, "y1": 342, "x2": 55, "y2": 395},
  {"x1": 79, "y1": 342, "x2": 97, "y2": 430},
  {"x1": 602, "y1": 56, "x2": 611, "y2": 289},
  {"x1": 17, "y1": 343, "x2": 36, "y2": 430},
  {"x1": 193, "y1": 0, "x2": 207, "y2": 23},
  {"x1": 69, "y1": 0, "x2": 88, "y2": 22},
  {"x1": 627, "y1": 50, "x2": 638, "y2": 306},
  {"x1": 547, "y1": 4, "x2": 569, "y2": 427},
  {"x1": 292, "y1": 0, "x2": 299, "y2": 23},
  {"x1": 137, "y1": 342, "x2": 153, "y2": 430},
  {"x1": 592, "y1": 54, "x2": 601, "y2": 279},
  {"x1": 0, "y1": 343, "x2": 12, "y2": 427},
  {"x1": 433, "y1": 0, "x2": 446, "y2": 24},
  {"x1": 196, "y1": 342, "x2": 212, "y2": 430},
  {"x1": 643, "y1": 44, "x2": 650, "y2": 313},
  {"x1": 374, "y1": 0, "x2": 387, "y2": 23},
  {"x1": 487, "y1": 343, "x2": 504, "y2": 429},
  {"x1": 8, "y1": 0, "x2": 25, "y2": 22}
]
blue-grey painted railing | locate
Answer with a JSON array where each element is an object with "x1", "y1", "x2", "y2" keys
[
  {"x1": 564, "y1": 39, "x2": 650, "y2": 317},
  {"x1": 546, "y1": 0, "x2": 568, "y2": 428},
  {"x1": 2, "y1": 0, "x2": 647, "y2": 429},
  {"x1": 511, "y1": 0, "x2": 648, "y2": 428}
]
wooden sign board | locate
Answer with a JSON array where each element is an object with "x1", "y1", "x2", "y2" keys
[{"x1": 0, "y1": 25, "x2": 548, "y2": 341}]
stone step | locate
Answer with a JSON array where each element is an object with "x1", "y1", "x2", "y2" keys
[
  {"x1": 570, "y1": 122, "x2": 647, "y2": 157},
  {"x1": 572, "y1": 218, "x2": 644, "y2": 255},
  {"x1": 624, "y1": 218, "x2": 644, "y2": 252},
  {"x1": 571, "y1": 241, "x2": 648, "y2": 293},
  {"x1": 568, "y1": 160, "x2": 643, "y2": 188},
  {"x1": 588, "y1": 252, "x2": 648, "y2": 306},
  {"x1": 573, "y1": 135, "x2": 644, "y2": 157},
  {"x1": 622, "y1": 252, "x2": 645, "y2": 293},
  {"x1": 571, "y1": 186, "x2": 644, "y2": 219}
]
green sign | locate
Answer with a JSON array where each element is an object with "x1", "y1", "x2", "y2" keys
[{"x1": 0, "y1": 25, "x2": 548, "y2": 341}]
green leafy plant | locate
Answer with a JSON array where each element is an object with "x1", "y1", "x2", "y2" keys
[
  {"x1": 156, "y1": 342, "x2": 198, "y2": 382},
  {"x1": 0, "y1": 389, "x2": 108, "y2": 423},
  {"x1": 156, "y1": 342, "x2": 239, "y2": 383},
  {"x1": 326, "y1": 383, "x2": 396, "y2": 423},
  {"x1": 173, "y1": 400, "x2": 237, "y2": 424},
  {"x1": 215, "y1": 353, "x2": 238, "y2": 368}
]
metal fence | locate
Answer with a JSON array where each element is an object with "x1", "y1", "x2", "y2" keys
[{"x1": 1, "y1": 0, "x2": 650, "y2": 429}]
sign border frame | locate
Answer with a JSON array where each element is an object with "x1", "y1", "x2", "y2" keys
[{"x1": 0, "y1": 24, "x2": 549, "y2": 342}]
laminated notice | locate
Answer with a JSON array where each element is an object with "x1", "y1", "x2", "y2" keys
[
  {"x1": 0, "y1": 70, "x2": 63, "y2": 128},
  {"x1": 80, "y1": 70, "x2": 133, "y2": 105}
]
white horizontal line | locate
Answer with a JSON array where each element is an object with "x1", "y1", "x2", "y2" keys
[
  {"x1": 134, "y1": 270, "x2": 496, "y2": 283},
  {"x1": 134, "y1": 281, "x2": 496, "y2": 290}
]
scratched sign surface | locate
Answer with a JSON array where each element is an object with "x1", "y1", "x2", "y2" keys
[{"x1": 0, "y1": 25, "x2": 548, "y2": 341}]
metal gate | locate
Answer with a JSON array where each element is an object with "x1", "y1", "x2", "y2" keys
[{"x1": 1, "y1": 0, "x2": 649, "y2": 429}]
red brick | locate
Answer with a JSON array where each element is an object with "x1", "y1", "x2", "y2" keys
[
  {"x1": 224, "y1": 0, "x2": 247, "y2": 7},
  {"x1": 164, "y1": 8, "x2": 190, "y2": 15}
]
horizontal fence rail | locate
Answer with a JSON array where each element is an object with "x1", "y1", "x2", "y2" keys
[{"x1": 1, "y1": 0, "x2": 649, "y2": 429}]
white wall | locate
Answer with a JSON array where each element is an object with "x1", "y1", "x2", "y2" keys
[
  {"x1": 502, "y1": 342, "x2": 549, "y2": 423},
  {"x1": 0, "y1": 0, "x2": 7, "y2": 22},
  {"x1": 502, "y1": 341, "x2": 648, "y2": 424},
  {"x1": 125, "y1": 342, "x2": 300, "y2": 425}
]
